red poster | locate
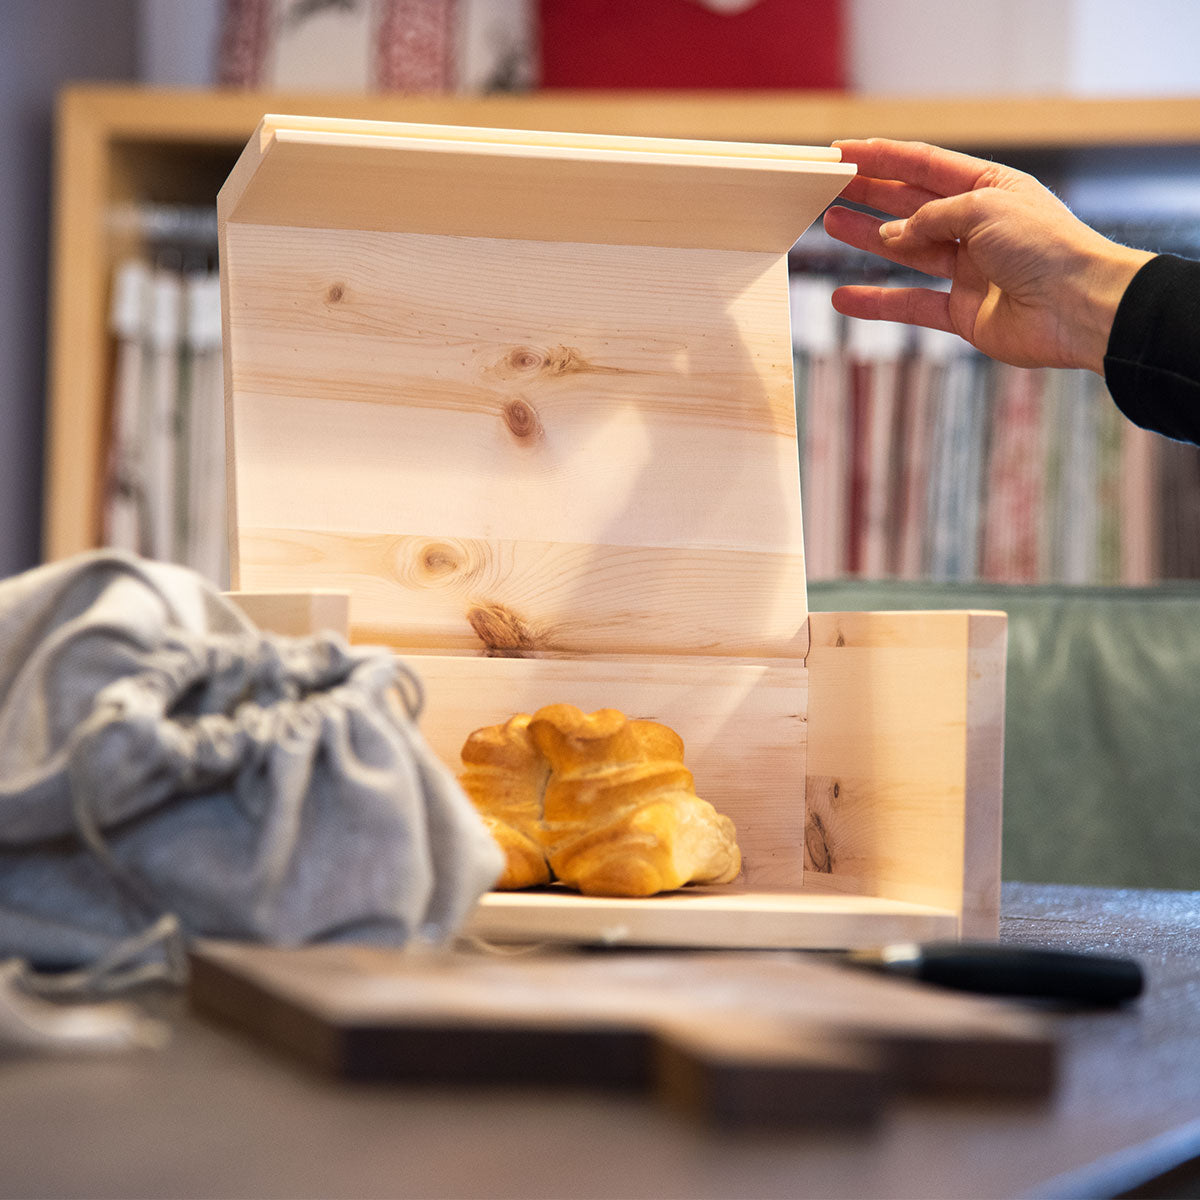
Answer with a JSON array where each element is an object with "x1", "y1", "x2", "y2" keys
[{"x1": 538, "y1": 0, "x2": 844, "y2": 90}]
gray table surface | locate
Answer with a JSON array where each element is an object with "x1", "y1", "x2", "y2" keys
[{"x1": 3, "y1": 882, "x2": 1199, "y2": 1200}]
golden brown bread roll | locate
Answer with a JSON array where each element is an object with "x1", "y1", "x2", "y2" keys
[
  {"x1": 459, "y1": 704, "x2": 740, "y2": 896},
  {"x1": 459, "y1": 713, "x2": 552, "y2": 889}
]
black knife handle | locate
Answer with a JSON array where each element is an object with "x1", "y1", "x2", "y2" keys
[{"x1": 913, "y1": 942, "x2": 1144, "y2": 1004}]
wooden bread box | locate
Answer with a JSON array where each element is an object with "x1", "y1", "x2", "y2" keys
[{"x1": 219, "y1": 115, "x2": 1006, "y2": 950}]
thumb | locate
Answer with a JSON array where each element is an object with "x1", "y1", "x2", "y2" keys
[{"x1": 882, "y1": 191, "x2": 994, "y2": 248}]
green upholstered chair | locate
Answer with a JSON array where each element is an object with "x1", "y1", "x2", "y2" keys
[{"x1": 808, "y1": 580, "x2": 1200, "y2": 890}]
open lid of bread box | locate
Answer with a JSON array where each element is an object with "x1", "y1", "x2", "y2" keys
[{"x1": 219, "y1": 115, "x2": 1005, "y2": 949}]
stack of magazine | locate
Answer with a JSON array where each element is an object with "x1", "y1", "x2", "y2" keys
[
  {"x1": 100, "y1": 201, "x2": 1200, "y2": 589},
  {"x1": 790, "y1": 271, "x2": 1197, "y2": 585},
  {"x1": 103, "y1": 204, "x2": 227, "y2": 586}
]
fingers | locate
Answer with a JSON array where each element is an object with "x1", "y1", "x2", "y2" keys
[
  {"x1": 831, "y1": 283, "x2": 955, "y2": 335},
  {"x1": 836, "y1": 173, "x2": 941, "y2": 218},
  {"x1": 823, "y1": 204, "x2": 957, "y2": 280},
  {"x1": 833, "y1": 138, "x2": 1009, "y2": 198}
]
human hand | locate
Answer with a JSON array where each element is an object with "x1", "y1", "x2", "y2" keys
[{"x1": 822, "y1": 139, "x2": 1153, "y2": 374}]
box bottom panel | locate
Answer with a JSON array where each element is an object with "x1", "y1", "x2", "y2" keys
[{"x1": 465, "y1": 887, "x2": 958, "y2": 949}]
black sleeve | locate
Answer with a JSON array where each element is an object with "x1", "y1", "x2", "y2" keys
[{"x1": 1103, "y1": 254, "x2": 1200, "y2": 446}]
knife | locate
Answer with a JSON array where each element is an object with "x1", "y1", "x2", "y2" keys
[{"x1": 838, "y1": 941, "x2": 1144, "y2": 1005}]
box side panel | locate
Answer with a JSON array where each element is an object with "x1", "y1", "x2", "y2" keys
[
  {"x1": 963, "y1": 612, "x2": 1006, "y2": 936},
  {"x1": 805, "y1": 610, "x2": 1005, "y2": 929},
  {"x1": 223, "y1": 224, "x2": 807, "y2": 659}
]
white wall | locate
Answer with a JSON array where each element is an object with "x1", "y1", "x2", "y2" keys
[
  {"x1": 849, "y1": 0, "x2": 1200, "y2": 95},
  {"x1": 848, "y1": 0, "x2": 1073, "y2": 94},
  {"x1": 1069, "y1": 0, "x2": 1200, "y2": 94}
]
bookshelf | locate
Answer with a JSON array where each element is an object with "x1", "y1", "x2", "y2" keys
[{"x1": 45, "y1": 84, "x2": 1200, "y2": 563}]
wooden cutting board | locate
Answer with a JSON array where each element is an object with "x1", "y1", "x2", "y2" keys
[{"x1": 189, "y1": 941, "x2": 1055, "y2": 1128}]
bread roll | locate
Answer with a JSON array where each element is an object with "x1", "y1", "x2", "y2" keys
[
  {"x1": 459, "y1": 713, "x2": 552, "y2": 889},
  {"x1": 459, "y1": 704, "x2": 740, "y2": 896}
]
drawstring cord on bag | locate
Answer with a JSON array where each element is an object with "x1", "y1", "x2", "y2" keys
[
  {"x1": 0, "y1": 786, "x2": 189, "y2": 1054},
  {"x1": 14, "y1": 913, "x2": 188, "y2": 999},
  {"x1": 393, "y1": 658, "x2": 425, "y2": 721},
  {"x1": 61, "y1": 721, "x2": 191, "y2": 996},
  {"x1": 0, "y1": 956, "x2": 170, "y2": 1055}
]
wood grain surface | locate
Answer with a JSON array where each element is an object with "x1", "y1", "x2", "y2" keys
[
  {"x1": 806, "y1": 609, "x2": 1006, "y2": 937},
  {"x1": 465, "y1": 887, "x2": 957, "y2": 949},
  {"x1": 187, "y1": 938, "x2": 1056, "y2": 1129},
  {"x1": 236, "y1": 528, "x2": 810, "y2": 658},
  {"x1": 223, "y1": 225, "x2": 807, "y2": 623},
  {"x1": 225, "y1": 589, "x2": 350, "y2": 639},
  {"x1": 220, "y1": 116, "x2": 853, "y2": 250},
  {"x1": 221, "y1": 117, "x2": 823, "y2": 665}
]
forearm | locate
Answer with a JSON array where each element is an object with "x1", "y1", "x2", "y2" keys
[{"x1": 1104, "y1": 254, "x2": 1200, "y2": 446}]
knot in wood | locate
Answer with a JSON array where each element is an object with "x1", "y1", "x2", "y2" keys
[
  {"x1": 542, "y1": 345, "x2": 589, "y2": 375},
  {"x1": 804, "y1": 811, "x2": 834, "y2": 873},
  {"x1": 503, "y1": 397, "x2": 544, "y2": 441},
  {"x1": 468, "y1": 601, "x2": 538, "y2": 657},
  {"x1": 507, "y1": 346, "x2": 544, "y2": 372},
  {"x1": 419, "y1": 542, "x2": 461, "y2": 579},
  {"x1": 493, "y1": 344, "x2": 606, "y2": 380},
  {"x1": 325, "y1": 282, "x2": 345, "y2": 304}
]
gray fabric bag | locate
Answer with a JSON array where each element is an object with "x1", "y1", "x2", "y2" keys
[{"x1": 0, "y1": 550, "x2": 503, "y2": 976}]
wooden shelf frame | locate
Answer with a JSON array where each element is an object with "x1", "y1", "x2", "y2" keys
[{"x1": 45, "y1": 84, "x2": 1200, "y2": 561}]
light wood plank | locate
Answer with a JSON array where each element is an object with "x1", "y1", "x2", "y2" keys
[
  {"x1": 219, "y1": 116, "x2": 852, "y2": 252},
  {"x1": 223, "y1": 223, "x2": 807, "y2": 646},
  {"x1": 466, "y1": 889, "x2": 956, "y2": 949},
  {"x1": 236, "y1": 528, "x2": 808, "y2": 658},
  {"x1": 256, "y1": 112, "x2": 845, "y2": 161},
  {"x1": 44, "y1": 90, "x2": 110, "y2": 558},
  {"x1": 805, "y1": 610, "x2": 1006, "y2": 937},
  {"x1": 963, "y1": 611, "x2": 1008, "y2": 934}
]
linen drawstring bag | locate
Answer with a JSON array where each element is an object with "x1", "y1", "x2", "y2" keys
[{"x1": 0, "y1": 549, "x2": 503, "y2": 993}]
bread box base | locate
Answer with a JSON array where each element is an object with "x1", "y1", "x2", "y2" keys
[
  {"x1": 219, "y1": 118, "x2": 1004, "y2": 953},
  {"x1": 230, "y1": 593, "x2": 1005, "y2": 949}
]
